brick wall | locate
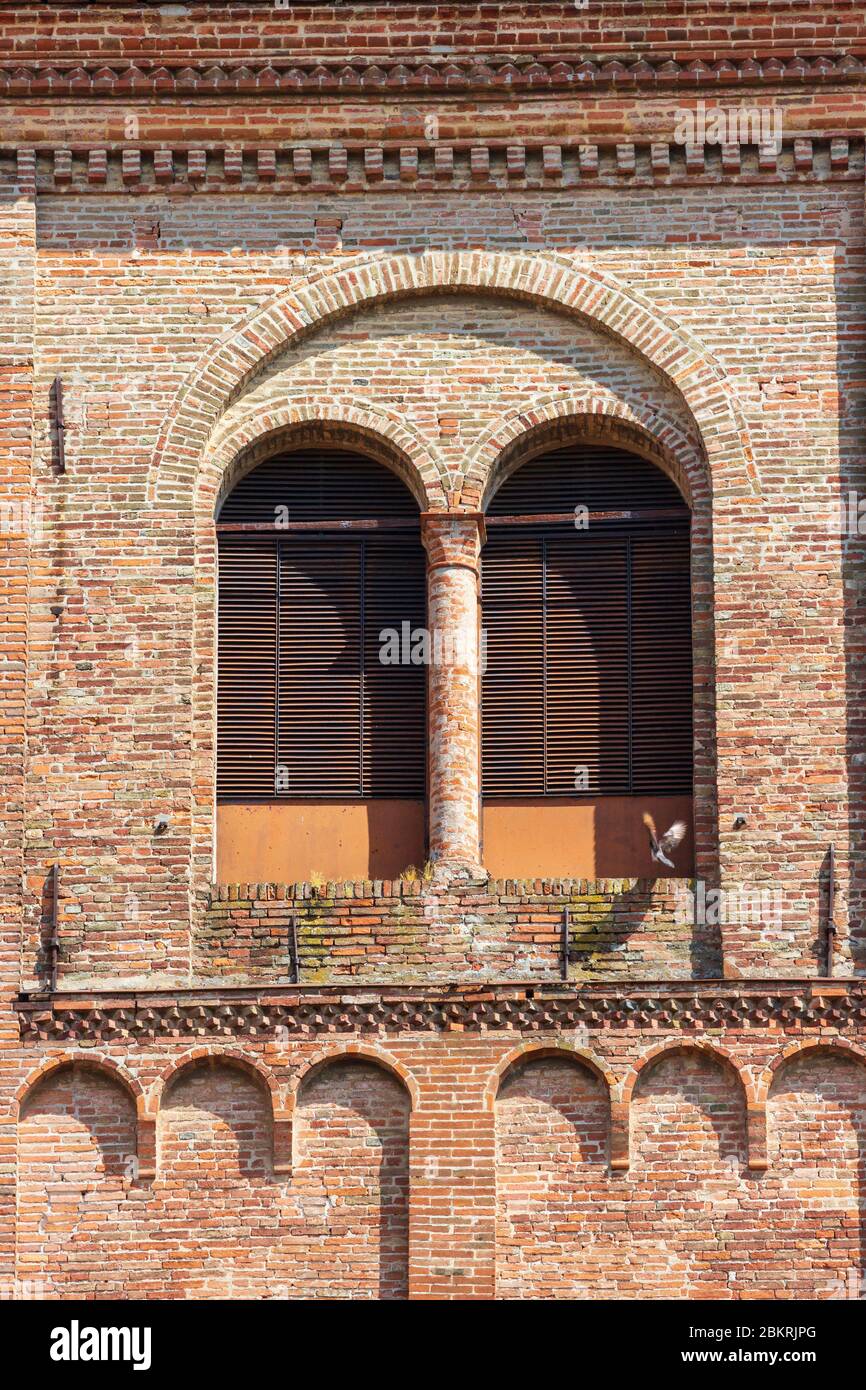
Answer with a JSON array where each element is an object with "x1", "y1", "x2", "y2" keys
[
  {"x1": 188, "y1": 878, "x2": 719, "y2": 985},
  {"x1": 10, "y1": 1020, "x2": 866, "y2": 1300},
  {"x1": 2, "y1": 1, "x2": 866, "y2": 1299},
  {"x1": 16, "y1": 181, "x2": 862, "y2": 981}
]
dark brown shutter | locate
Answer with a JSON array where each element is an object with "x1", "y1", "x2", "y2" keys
[
  {"x1": 544, "y1": 536, "x2": 630, "y2": 794},
  {"x1": 278, "y1": 539, "x2": 363, "y2": 796},
  {"x1": 217, "y1": 535, "x2": 277, "y2": 797},
  {"x1": 487, "y1": 443, "x2": 686, "y2": 516},
  {"x1": 482, "y1": 528, "x2": 692, "y2": 797},
  {"x1": 481, "y1": 534, "x2": 545, "y2": 794},
  {"x1": 630, "y1": 532, "x2": 693, "y2": 794},
  {"x1": 218, "y1": 449, "x2": 425, "y2": 801},
  {"x1": 482, "y1": 441, "x2": 692, "y2": 799},
  {"x1": 362, "y1": 536, "x2": 426, "y2": 797},
  {"x1": 276, "y1": 535, "x2": 426, "y2": 797},
  {"x1": 219, "y1": 448, "x2": 418, "y2": 523}
]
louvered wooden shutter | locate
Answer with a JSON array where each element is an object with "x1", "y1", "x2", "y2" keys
[
  {"x1": 482, "y1": 529, "x2": 691, "y2": 796},
  {"x1": 218, "y1": 535, "x2": 426, "y2": 798},
  {"x1": 482, "y1": 443, "x2": 692, "y2": 798},
  {"x1": 217, "y1": 536, "x2": 278, "y2": 797},
  {"x1": 219, "y1": 447, "x2": 419, "y2": 523},
  {"x1": 482, "y1": 535, "x2": 544, "y2": 794},
  {"x1": 486, "y1": 443, "x2": 687, "y2": 517},
  {"x1": 278, "y1": 539, "x2": 362, "y2": 796},
  {"x1": 275, "y1": 535, "x2": 426, "y2": 797},
  {"x1": 545, "y1": 535, "x2": 630, "y2": 794},
  {"x1": 217, "y1": 449, "x2": 425, "y2": 800},
  {"x1": 362, "y1": 536, "x2": 426, "y2": 796}
]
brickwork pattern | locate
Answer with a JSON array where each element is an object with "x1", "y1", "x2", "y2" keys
[
  {"x1": 2, "y1": 1, "x2": 866, "y2": 1299},
  {"x1": 8, "y1": 1036, "x2": 866, "y2": 1300},
  {"x1": 189, "y1": 878, "x2": 718, "y2": 985}
]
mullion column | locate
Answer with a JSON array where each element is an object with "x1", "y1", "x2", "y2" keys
[{"x1": 421, "y1": 512, "x2": 486, "y2": 881}]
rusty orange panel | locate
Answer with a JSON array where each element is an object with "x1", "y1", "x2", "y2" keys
[
  {"x1": 217, "y1": 800, "x2": 426, "y2": 883},
  {"x1": 482, "y1": 797, "x2": 694, "y2": 880}
]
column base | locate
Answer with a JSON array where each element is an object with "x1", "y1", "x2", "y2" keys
[{"x1": 429, "y1": 858, "x2": 489, "y2": 889}]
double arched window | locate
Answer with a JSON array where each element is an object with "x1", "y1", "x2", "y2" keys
[{"x1": 216, "y1": 437, "x2": 693, "y2": 881}]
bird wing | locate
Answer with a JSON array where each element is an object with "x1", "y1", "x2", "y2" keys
[
  {"x1": 658, "y1": 820, "x2": 687, "y2": 855},
  {"x1": 642, "y1": 812, "x2": 658, "y2": 846}
]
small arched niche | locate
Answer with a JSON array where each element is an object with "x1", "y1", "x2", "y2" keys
[
  {"x1": 216, "y1": 438, "x2": 427, "y2": 883},
  {"x1": 765, "y1": 1047, "x2": 866, "y2": 1300},
  {"x1": 494, "y1": 1051, "x2": 611, "y2": 1299},
  {"x1": 481, "y1": 435, "x2": 694, "y2": 880},
  {"x1": 292, "y1": 1057, "x2": 411, "y2": 1300},
  {"x1": 17, "y1": 1063, "x2": 138, "y2": 1297}
]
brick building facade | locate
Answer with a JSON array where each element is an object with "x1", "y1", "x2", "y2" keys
[{"x1": 2, "y1": 1, "x2": 866, "y2": 1300}]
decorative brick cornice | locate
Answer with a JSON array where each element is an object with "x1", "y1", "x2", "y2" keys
[
  {"x1": 1, "y1": 55, "x2": 865, "y2": 98},
  {"x1": 7, "y1": 137, "x2": 860, "y2": 197},
  {"x1": 15, "y1": 982, "x2": 866, "y2": 1042}
]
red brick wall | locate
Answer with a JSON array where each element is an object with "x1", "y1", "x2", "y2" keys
[
  {"x1": 495, "y1": 1054, "x2": 610, "y2": 1298},
  {"x1": 15, "y1": 180, "x2": 863, "y2": 981},
  {"x1": 4, "y1": 3, "x2": 866, "y2": 69},
  {"x1": 2, "y1": 1, "x2": 866, "y2": 1300},
  {"x1": 0, "y1": 166, "x2": 34, "y2": 1293},
  {"x1": 9, "y1": 1034, "x2": 866, "y2": 1301},
  {"x1": 188, "y1": 878, "x2": 719, "y2": 985},
  {"x1": 17, "y1": 1065, "x2": 138, "y2": 1298}
]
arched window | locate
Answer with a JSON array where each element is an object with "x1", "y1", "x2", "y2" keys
[
  {"x1": 216, "y1": 445, "x2": 426, "y2": 881},
  {"x1": 481, "y1": 440, "x2": 693, "y2": 878}
]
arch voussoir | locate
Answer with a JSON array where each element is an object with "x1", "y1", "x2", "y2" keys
[{"x1": 150, "y1": 250, "x2": 754, "y2": 507}]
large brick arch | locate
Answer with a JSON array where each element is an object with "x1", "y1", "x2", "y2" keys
[
  {"x1": 182, "y1": 252, "x2": 744, "y2": 899},
  {"x1": 150, "y1": 249, "x2": 756, "y2": 508}
]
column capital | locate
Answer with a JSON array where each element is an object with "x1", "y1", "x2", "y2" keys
[{"x1": 420, "y1": 511, "x2": 486, "y2": 571}]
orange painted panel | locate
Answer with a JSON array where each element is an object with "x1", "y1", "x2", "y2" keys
[
  {"x1": 217, "y1": 800, "x2": 426, "y2": 883},
  {"x1": 482, "y1": 797, "x2": 694, "y2": 880}
]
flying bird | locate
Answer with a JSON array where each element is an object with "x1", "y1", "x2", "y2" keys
[{"x1": 642, "y1": 813, "x2": 686, "y2": 870}]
